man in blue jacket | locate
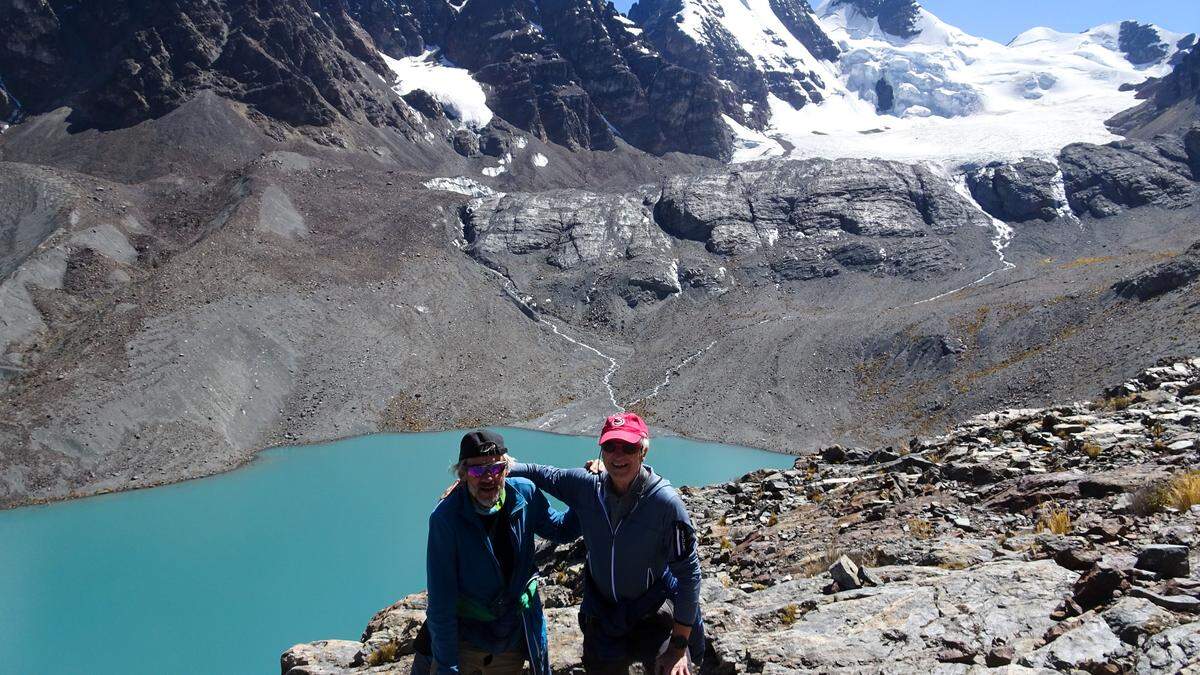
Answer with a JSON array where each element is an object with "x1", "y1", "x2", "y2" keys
[
  {"x1": 425, "y1": 429, "x2": 580, "y2": 675},
  {"x1": 509, "y1": 413, "x2": 704, "y2": 675}
]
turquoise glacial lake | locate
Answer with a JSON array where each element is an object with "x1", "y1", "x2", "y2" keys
[{"x1": 0, "y1": 428, "x2": 792, "y2": 675}]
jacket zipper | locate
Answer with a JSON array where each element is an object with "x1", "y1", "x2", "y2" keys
[{"x1": 595, "y1": 479, "x2": 648, "y2": 603}]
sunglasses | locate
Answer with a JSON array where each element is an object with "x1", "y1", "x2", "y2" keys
[
  {"x1": 465, "y1": 462, "x2": 507, "y2": 479},
  {"x1": 601, "y1": 441, "x2": 642, "y2": 456}
]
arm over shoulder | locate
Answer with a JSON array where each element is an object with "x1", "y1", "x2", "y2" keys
[{"x1": 508, "y1": 462, "x2": 597, "y2": 506}]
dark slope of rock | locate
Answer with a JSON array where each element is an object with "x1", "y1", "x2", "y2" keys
[
  {"x1": 0, "y1": 0, "x2": 738, "y2": 160},
  {"x1": 1060, "y1": 138, "x2": 1198, "y2": 218},
  {"x1": 1109, "y1": 39, "x2": 1200, "y2": 138},
  {"x1": 537, "y1": 0, "x2": 731, "y2": 159},
  {"x1": 0, "y1": 0, "x2": 419, "y2": 132},
  {"x1": 284, "y1": 359, "x2": 1200, "y2": 673},
  {"x1": 829, "y1": 0, "x2": 922, "y2": 40},
  {"x1": 628, "y1": 0, "x2": 834, "y2": 130},
  {"x1": 1118, "y1": 21, "x2": 1174, "y2": 66},
  {"x1": 966, "y1": 158, "x2": 1065, "y2": 223},
  {"x1": 1113, "y1": 241, "x2": 1200, "y2": 300}
]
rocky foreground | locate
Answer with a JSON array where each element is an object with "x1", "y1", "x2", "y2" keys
[{"x1": 283, "y1": 360, "x2": 1200, "y2": 673}]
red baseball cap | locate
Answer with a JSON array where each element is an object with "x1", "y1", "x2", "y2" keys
[{"x1": 599, "y1": 413, "x2": 649, "y2": 445}]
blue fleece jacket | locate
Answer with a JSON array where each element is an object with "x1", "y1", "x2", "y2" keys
[
  {"x1": 425, "y1": 477, "x2": 579, "y2": 675},
  {"x1": 509, "y1": 462, "x2": 702, "y2": 626}
]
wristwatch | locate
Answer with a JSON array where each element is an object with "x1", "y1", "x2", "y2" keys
[{"x1": 669, "y1": 634, "x2": 689, "y2": 651}]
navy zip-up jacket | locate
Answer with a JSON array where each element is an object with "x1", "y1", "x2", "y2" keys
[
  {"x1": 426, "y1": 477, "x2": 579, "y2": 675},
  {"x1": 509, "y1": 462, "x2": 702, "y2": 626}
]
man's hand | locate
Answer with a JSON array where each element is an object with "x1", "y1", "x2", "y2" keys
[
  {"x1": 655, "y1": 646, "x2": 690, "y2": 675},
  {"x1": 584, "y1": 458, "x2": 604, "y2": 474}
]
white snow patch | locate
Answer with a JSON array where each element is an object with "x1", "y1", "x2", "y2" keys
[
  {"x1": 723, "y1": 115, "x2": 784, "y2": 162},
  {"x1": 514, "y1": 136, "x2": 528, "y2": 149},
  {"x1": 381, "y1": 49, "x2": 493, "y2": 128},
  {"x1": 481, "y1": 165, "x2": 506, "y2": 177},
  {"x1": 423, "y1": 176, "x2": 499, "y2": 198},
  {"x1": 531, "y1": 153, "x2": 549, "y2": 167}
]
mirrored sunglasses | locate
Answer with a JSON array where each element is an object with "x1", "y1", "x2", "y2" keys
[{"x1": 466, "y1": 462, "x2": 507, "y2": 478}]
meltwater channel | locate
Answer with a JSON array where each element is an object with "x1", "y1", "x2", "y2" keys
[{"x1": 0, "y1": 428, "x2": 793, "y2": 675}]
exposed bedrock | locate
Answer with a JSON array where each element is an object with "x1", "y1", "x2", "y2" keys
[
  {"x1": 463, "y1": 159, "x2": 997, "y2": 316},
  {"x1": 1059, "y1": 139, "x2": 1198, "y2": 219},
  {"x1": 966, "y1": 159, "x2": 1066, "y2": 223},
  {"x1": 1113, "y1": 240, "x2": 1200, "y2": 301},
  {"x1": 0, "y1": 0, "x2": 419, "y2": 132},
  {"x1": 463, "y1": 158, "x2": 998, "y2": 299}
]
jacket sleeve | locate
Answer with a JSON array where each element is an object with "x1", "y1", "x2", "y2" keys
[
  {"x1": 530, "y1": 486, "x2": 582, "y2": 545},
  {"x1": 664, "y1": 494, "x2": 702, "y2": 626},
  {"x1": 426, "y1": 510, "x2": 460, "y2": 675},
  {"x1": 508, "y1": 462, "x2": 594, "y2": 506}
]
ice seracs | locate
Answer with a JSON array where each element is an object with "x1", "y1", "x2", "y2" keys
[{"x1": 735, "y1": 1, "x2": 1192, "y2": 166}]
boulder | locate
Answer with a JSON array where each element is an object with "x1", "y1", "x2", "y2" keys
[
  {"x1": 828, "y1": 555, "x2": 862, "y2": 591},
  {"x1": 1134, "y1": 620, "x2": 1200, "y2": 674},
  {"x1": 1135, "y1": 544, "x2": 1191, "y2": 578},
  {"x1": 1130, "y1": 588, "x2": 1200, "y2": 613},
  {"x1": 280, "y1": 640, "x2": 362, "y2": 674},
  {"x1": 1072, "y1": 563, "x2": 1132, "y2": 614},
  {"x1": 1018, "y1": 616, "x2": 1128, "y2": 671},
  {"x1": 1102, "y1": 597, "x2": 1180, "y2": 645}
]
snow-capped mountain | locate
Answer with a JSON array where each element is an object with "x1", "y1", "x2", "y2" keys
[{"x1": 720, "y1": 0, "x2": 1197, "y2": 165}]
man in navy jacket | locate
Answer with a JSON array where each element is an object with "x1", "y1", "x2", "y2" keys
[
  {"x1": 509, "y1": 413, "x2": 704, "y2": 675},
  {"x1": 425, "y1": 430, "x2": 580, "y2": 675}
]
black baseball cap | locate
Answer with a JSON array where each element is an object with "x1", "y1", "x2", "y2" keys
[{"x1": 459, "y1": 429, "x2": 507, "y2": 461}]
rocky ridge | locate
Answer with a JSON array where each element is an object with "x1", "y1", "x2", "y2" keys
[
  {"x1": 463, "y1": 158, "x2": 998, "y2": 322},
  {"x1": 283, "y1": 359, "x2": 1200, "y2": 673}
]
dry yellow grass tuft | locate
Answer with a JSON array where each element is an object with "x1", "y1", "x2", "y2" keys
[
  {"x1": 366, "y1": 641, "x2": 400, "y2": 666},
  {"x1": 1036, "y1": 508, "x2": 1072, "y2": 535},
  {"x1": 1080, "y1": 441, "x2": 1102, "y2": 459},
  {"x1": 906, "y1": 517, "x2": 933, "y2": 539},
  {"x1": 1165, "y1": 472, "x2": 1200, "y2": 512}
]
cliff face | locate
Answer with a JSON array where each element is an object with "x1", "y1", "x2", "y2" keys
[
  {"x1": 0, "y1": 0, "x2": 416, "y2": 131},
  {"x1": 0, "y1": 0, "x2": 737, "y2": 159},
  {"x1": 283, "y1": 359, "x2": 1200, "y2": 673},
  {"x1": 1109, "y1": 40, "x2": 1200, "y2": 138}
]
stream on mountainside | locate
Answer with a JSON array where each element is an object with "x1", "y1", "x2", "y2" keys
[{"x1": 0, "y1": 428, "x2": 792, "y2": 675}]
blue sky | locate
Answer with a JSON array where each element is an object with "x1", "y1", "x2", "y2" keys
[{"x1": 612, "y1": 0, "x2": 1197, "y2": 44}]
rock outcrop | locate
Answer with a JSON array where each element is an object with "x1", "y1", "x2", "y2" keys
[
  {"x1": 0, "y1": 0, "x2": 420, "y2": 132},
  {"x1": 1108, "y1": 37, "x2": 1200, "y2": 138},
  {"x1": 1113, "y1": 241, "x2": 1200, "y2": 300},
  {"x1": 284, "y1": 359, "x2": 1200, "y2": 673},
  {"x1": 966, "y1": 158, "x2": 1068, "y2": 223},
  {"x1": 0, "y1": 0, "x2": 740, "y2": 159},
  {"x1": 462, "y1": 158, "x2": 997, "y2": 318},
  {"x1": 629, "y1": 0, "x2": 835, "y2": 131},
  {"x1": 1059, "y1": 139, "x2": 1198, "y2": 218},
  {"x1": 828, "y1": 0, "x2": 923, "y2": 40}
]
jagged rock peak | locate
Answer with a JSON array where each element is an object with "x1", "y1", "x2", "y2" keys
[
  {"x1": 628, "y1": 0, "x2": 838, "y2": 130},
  {"x1": 1119, "y1": 21, "x2": 1174, "y2": 65},
  {"x1": 827, "y1": 0, "x2": 922, "y2": 40}
]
